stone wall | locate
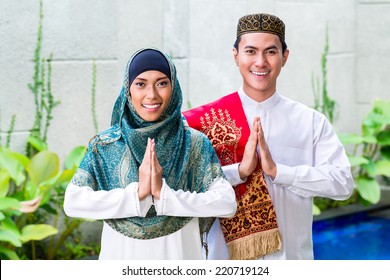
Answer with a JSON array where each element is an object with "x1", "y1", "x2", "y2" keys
[{"x1": 1, "y1": 0, "x2": 389, "y2": 160}]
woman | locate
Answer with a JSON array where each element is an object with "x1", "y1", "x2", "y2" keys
[{"x1": 63, "y1": 48, "x2": 236, "y2": 260}]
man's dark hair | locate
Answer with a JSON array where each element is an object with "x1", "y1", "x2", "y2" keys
[{"x1": 233, "y1": 36, "x2": 288, "y2": 54}]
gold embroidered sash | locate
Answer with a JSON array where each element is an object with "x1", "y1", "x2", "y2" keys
[{"x1": 183, "y1": 92, "x2": 281, "y2": 259}]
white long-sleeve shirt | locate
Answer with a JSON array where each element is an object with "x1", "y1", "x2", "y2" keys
[
  {"x1": 64, "y1": 177, "x2": 236, "y2": 260},
  {"x1": 207, "y1": 89, "x2": 354, "y2": 260}
]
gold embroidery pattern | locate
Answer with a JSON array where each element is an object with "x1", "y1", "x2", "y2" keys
[
  {"x1": 220, "y1": 169, "x2": 278, "y2": 242},
  {"x1": 237, "y1": 13, "x2": 285, "y2": 40},
  {"x1": 200, "y1": 108, "x2": 242, "y2": 165}
]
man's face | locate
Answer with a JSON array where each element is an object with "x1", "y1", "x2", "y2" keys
[{"x1": 233, "y1": 32, "x2": 289, "y2": 102}]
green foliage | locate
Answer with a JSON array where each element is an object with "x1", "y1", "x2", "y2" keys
[
  {"x1": 339, "y1": 99, "x2": 390, "y2": 205},
  {"x1": 61, "y1": 238, "x2": 101, "y2": 260},
  {"x1": 91, "y1": 60, "x2": 99, "y2": 134},
  {"x1": 0, "y1": 137, "x2": 88, "y2": 259},
  {"x1": 0, "y1": 0, "x2": 99, "y2": 259},
  {"x1": 27, "y1": 0, "x2": 60, "y2": 156},
  {"x1": 5, "y1": 115, "x2": 16, "y2": 149},
  {"x1": 312, "y1": 25, "x2": 337, "y2": 124}
]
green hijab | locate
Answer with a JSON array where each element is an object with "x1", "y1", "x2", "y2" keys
[{"x1": 71, "y1": 48, "x2": 224, "y2": 239}]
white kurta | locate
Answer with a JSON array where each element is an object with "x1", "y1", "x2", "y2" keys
[
  {"x1": 64, "y1": 177, "x2": 236, "y2": 260},
  {"x1": 207, "y1": 89, "x2": 354, "y2": 260}
]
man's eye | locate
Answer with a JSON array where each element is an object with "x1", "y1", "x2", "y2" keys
[
  {"x1": 267, "y1": 50, "x2": 277, "y2": 55},
  {"x1": 245, "y1": 50, "x2": 255, "y2": 54}
]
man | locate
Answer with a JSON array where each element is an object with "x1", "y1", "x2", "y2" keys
[{"x1": 183, "y1": 13, "x2": 354, "y2": 260}]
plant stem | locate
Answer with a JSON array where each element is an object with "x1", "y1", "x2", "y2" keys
[{"x1": 91, "y1": 60, "x2": 99, "y2": 134}]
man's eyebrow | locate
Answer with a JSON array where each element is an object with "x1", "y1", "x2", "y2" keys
[
  {"x1": 243, "y1": 45, "x2": 258, "y2": 50},
  {"x1": 243, "y1": 45, "x2": 278, "y2": 51},
  {"x1": 265, "y1": 45, "x2": 278, "y2": 50}
]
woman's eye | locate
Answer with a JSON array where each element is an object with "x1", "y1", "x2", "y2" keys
[
  {"x1": 135, "y1": 82, "x2": 145, "y2": 87},
  {"x1": 158, "y1": 81, "x2": 169, "y2": 87}
]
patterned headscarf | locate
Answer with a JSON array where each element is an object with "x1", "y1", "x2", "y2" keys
[{"x1": 71, "y1": 48, "x2": 224, "y2": 239}]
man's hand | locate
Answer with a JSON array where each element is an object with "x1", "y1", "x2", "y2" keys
[
  {"x1": 238, "y1": 117, "x2": 260, "y2": 180},
  {"x1": 257, "y1": 117, "x2": 277, "y2": 179}
]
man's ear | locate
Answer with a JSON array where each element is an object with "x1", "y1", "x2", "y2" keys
[
  {"x1": 233, "y1": 47, "x2": 239, "y2": 66},
  {"x1": 282, "y1": 49, "x2": 289, "y2": 67}
]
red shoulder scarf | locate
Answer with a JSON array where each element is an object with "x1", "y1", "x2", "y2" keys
[{"x1": 183, "y1": 92, "x2": 281, "y2": 260}]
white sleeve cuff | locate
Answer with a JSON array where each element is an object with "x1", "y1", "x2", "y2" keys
[
  {"x1": 222, "y1": 163, "x2": 246, "y2": 186},
  {"x1": 153, "y1": 179, "x2": 168, "y2": 216},
  {"x1": 127, "y1": 182, "x2": 153, "y2": 217},
  {"x1": 272, "y1": 163, "x2": 296, "y2": 185}
]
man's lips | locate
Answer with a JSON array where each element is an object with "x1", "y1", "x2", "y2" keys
[{"x1": 251, "y1": 70, "x2": 271, "y2": 76}]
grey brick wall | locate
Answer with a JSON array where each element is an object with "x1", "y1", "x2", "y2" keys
[{"x1": 1, "y1": 0, "x2": 389, "y2": 160}]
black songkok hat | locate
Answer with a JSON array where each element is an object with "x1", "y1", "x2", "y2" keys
[
  {"x1": 236, "y1": 13, "x2": 285, "y2": 41},
  {"x1": 129, "y1": 49, "x2": 171, "y2": 86}
]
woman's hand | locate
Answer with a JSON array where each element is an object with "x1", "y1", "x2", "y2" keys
[
  {"x1": 150, "y1": 139, "x2": 163, "y2": 199},
  {"x1": 138, "y1": 138, "x2": 152, "y2": 200},
  {"x1": 138, "y1": 138, "x2": 163, "y2": 200}
]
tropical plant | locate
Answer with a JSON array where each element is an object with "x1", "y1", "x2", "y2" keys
[
  {"x1": 339, "y1": 99, "x2": 390, "y2": 205},
  {"x1": 0, "y1": 0, "x2": 101, "y2": 260},
  {"x1": 312, "y1": 25, "x2": 337, "y2": 124},
  {"x1": 26, "y1": 0, "x2": 59, "y2": 157},
  {"x1": 0, "y1": 137, "x2": 86, "y2": 259}
]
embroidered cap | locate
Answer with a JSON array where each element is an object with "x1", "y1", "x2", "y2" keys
[{"x1": 236, "y1": 13, "x2": 285, "y2": 41}]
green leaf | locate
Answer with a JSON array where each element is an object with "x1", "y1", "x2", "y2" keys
[
  {"x1": 27, "y1": 151, "x2": 59, "y2": 186},
  {"x1": 19, "y1": 224, "x2": 58, "y2": 242},
  {"x1": 1, "y1": 217, "x2": 21, "y2": 237},
  {"x1": 40, "y1": 169, "x2": 75, "y2": 189},
  {"x1": 0, "y1": 229, "x2": 22, "y2": 247},
  {"x1": 24, "y1": 181, "x2": 39, "y2": 201},
  {"x1": 8, "y1": 151, "x2": 30, "y2": 169},
  {"x1": 313, "y1": 204, "x2": 321, "y2": 215},
  {"x1": 348, "y1": 156, "x2": 369, "y2": 167},
  {"x1": 64, "y1": 146, "x2": 86, "y2": 169},
  {"x1": 38, "y1": 169, "x2": 75, "y2": 205},
  {"x1": 380, "y1": 146, "x2": 390, "y2": 160},
  {"x1": 375, "y1": 160, "x2": 390, "y2": 177},
  {"x1": 338, "y1": 133, "x2": 363, "y2": 145},
  {"x1": 356, "y1": 176, "x2": 381, "y2": 204},
  {"x1": 363, "y1": 161, "x2": 377, "y2": 177},
  {"x1": 373, "y1": 99, "x2": 390, "y2": 119},
  {"x1": 377, "y1": 130, "x2": 390, "y2": 146},
  {"x1": 27, "y1": 135, "x2": 48, "y2": 152},
  {"x1": 362, "y1": 135, "x2": 377, "y2": 144},
  {"x1": 362, "y1": 112, "x2": 386, "y2": 136},
  {"x1": 0, "y1": 149, "x2": 26, "y2": 186},
  {"x1": 0, "y1": 246, "x2": 20, "y2": 260},
  {"x1": 0, "y1": 197, "x2": 21, "y2": 211},
  {"x1": 0, "y1": 170, "x2": 10, "y2": 197}
]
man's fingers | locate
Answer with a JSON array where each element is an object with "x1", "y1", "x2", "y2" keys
[
  {"x1": 249, "y1": 117, "x2": 260, "y2": 140},
  {"x1": 257, "y1": 118, "x2": 266, "y2": 145}
]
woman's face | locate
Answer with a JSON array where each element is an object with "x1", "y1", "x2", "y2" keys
[{"x1": 130, "y1": 70, "x2": 172, "y2": 122}]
